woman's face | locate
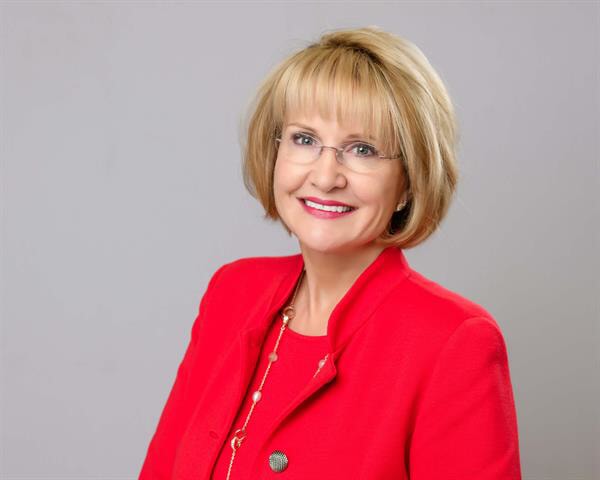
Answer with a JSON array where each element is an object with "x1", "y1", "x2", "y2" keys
[{"x1": 273, "y1": 110, "x2": 404, "y2": 254}]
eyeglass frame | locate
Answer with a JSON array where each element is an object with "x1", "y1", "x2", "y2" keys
[{"x1": 274, "y1": 136, "x2": 403, "y2": 166}]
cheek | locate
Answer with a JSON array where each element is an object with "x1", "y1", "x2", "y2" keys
[
  {"x1": 376, "y1": 166, "x2": 402, "y2": 203},
  {"x1": 273, "y1": 157, "x2": 288, "y2": 197},
  {"x1": 353, "y1": 175, "x2": 399, "y2": 212},
  {"x1": 273, "y1": 156, "x2": 305, "y2": 194},
  {"x1": 273, "y1": 161, "x2": 282, "y2": 195},
  {"x1": 354, "y1": 179, "x2": 390, "y2": 203}
]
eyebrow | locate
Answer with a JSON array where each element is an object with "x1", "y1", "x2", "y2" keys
[{"x1": 284, "y1": 122, "x2": 378, "y2": 143}]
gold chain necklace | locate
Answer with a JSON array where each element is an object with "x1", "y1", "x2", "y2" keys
[{"x1": 224, "y1": 268, "x2": 329, "y2": 479}]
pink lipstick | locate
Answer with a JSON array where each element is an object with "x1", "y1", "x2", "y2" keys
[{"x1": 298, "y1": 198, "x2": 357, "y2": 219}]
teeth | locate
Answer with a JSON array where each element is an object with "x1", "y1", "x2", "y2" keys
[{"x1": 304, "y1": 199, "x2": 354, "y2": 213}]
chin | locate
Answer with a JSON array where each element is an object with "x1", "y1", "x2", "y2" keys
[{"x1": 297, "y1": 235, "x2": 362, "y2": 255}]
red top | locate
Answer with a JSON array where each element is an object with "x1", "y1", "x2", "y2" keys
[
  {"x1": 140, "y1": 246, "x2": 522, "y2": 479},
  {"x1": 210, "y1": 315, "x2": 329, "y2": 480}
]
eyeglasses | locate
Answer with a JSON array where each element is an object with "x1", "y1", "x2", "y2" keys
[{"x1": 274, "y1": 131, "x2": 401, "y2": 174}]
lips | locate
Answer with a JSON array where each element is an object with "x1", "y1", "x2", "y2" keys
[
  {"x1": 300, "y1": 196, "x2": 356, "y2": 208},
  {"x1": 299, "y1": 198, "x2": 356, "y2": 218}
]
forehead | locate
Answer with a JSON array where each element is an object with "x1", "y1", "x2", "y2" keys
[{"x1": 283, "y1": 109, "x2": 374, "y2": 139}]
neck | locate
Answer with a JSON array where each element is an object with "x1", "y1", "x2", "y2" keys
[{"x1": 293, "y1": 240, "x2": 389, "y2": 331}]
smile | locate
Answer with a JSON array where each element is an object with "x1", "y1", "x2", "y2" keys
[{"x1": 298, "y1": 198, "x2": 357, "y2": 218}]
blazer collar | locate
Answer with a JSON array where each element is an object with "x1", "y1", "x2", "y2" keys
[{"x1": 240, "y1": 245, "x2": 412, "y2": 362}]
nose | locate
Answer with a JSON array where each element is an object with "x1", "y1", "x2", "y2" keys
[
  {"x1": 320, "y1": 146, "x2": 343, "y2": 164},
  {"x1": 309, "y1": 146, "x2": 347, "y2": 190}
]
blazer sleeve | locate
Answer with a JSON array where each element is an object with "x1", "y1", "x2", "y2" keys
[
  {"x1": 409, "y1": 316, "x2": 522, "y2": 480},
  {"x1": 138, "y1": 263, "x2": 228, "y2": 480}
]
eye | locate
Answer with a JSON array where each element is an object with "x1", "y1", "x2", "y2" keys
[
  {"x1": 348, "y1": 142, "x2": 378, "y2": 157},
  {"x1": 291, "y1": 132, "x2": 318, "y2": 146}
]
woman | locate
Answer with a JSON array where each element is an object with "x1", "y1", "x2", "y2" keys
[{"x1": 140, "y1": 26, "x2": 522, "y2": 480}]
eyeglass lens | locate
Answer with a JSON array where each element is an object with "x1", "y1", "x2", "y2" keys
[{"x1": 278, "y1": 134, "x2": 389, "y2": 174}]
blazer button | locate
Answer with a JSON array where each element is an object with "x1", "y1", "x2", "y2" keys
[{"x1": 268, "y1": 450, "x2": 288, "y2": 472}]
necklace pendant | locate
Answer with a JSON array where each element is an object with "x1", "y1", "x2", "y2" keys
[
  {"x1": 281, "y1": 306, "x2": 296, "y2": 324},
  {"x1": 313, "y1": 354, "x2": 329, "y2": 378},
  {"x1": 230, "y1": 427, "x2": 247, "y2": 451}
]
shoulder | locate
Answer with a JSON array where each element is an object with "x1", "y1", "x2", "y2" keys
[
  {"x1": 214, "y1": 252, "x2": 298, "y2": 281},
  {"x1": 390, "y1": 266, "x2": 502, "y2": 337},
  {"x1": 380, "y1": 266, "x2": 511, "y2": 380},
  {"x1": 204, "y1": 251, "x2": 300, "y2": 296},
  {"x1": 403, "y1": 268, "x2": 494, "y2": 318},
  {"x1": 192, "y1": 252, "x2": 300, "y2": 337}
]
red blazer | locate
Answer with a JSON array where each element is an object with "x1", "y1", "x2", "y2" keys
[{"x1": 140, "y1": 246, "x2": 522, "y2": 479}]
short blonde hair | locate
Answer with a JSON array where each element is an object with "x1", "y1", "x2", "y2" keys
[{"x1": 240, "y1": 26, "x2": 459, "y2": 248}]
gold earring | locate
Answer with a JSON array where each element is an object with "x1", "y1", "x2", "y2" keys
[{"x1": 395, "y1": 200, "x2": 407, "y2": 212}]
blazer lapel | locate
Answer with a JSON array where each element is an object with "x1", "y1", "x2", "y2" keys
[
  {"x1": 173, "y1": 254, "x2": 306, "y2": 480},
  {"x1": 255, "y1": 245, "x2": 411, "y2": 449}
]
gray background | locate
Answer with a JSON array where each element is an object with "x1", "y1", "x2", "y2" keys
[{"x1": 1, "y1": 2, "x2": 598, "y2": 479}]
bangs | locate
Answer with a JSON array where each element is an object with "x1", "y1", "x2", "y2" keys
[{"x1": 271, "y1": 46, "x2": 400, "y2": 157}]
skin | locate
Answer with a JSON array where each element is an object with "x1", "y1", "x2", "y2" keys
[{"x1": 273, "y1": 110, "x2": 406, "y2": 336}]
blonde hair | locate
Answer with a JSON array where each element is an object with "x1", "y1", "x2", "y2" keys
[{"x1": 240, "y1": 26, "x2": 459, "y2": 248}]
